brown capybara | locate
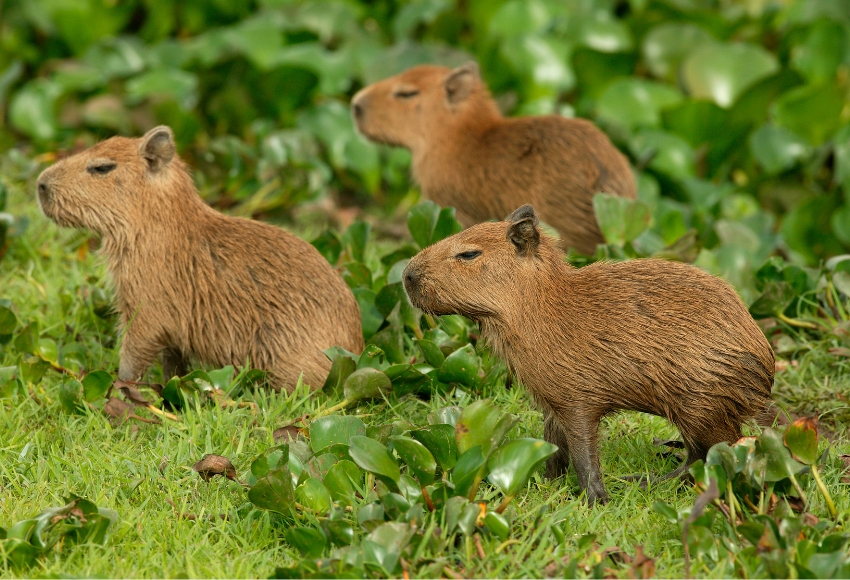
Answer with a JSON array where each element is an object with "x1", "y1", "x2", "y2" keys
[
  {"x1": 402, "y1": 204, "x2": 774, "y2": 504},
  {"x1": 36, "y1": 126, "x2": 364, "y2": 391},
  {"x1": 351, "y1": 62, "x2": 637, "y2": 254}
]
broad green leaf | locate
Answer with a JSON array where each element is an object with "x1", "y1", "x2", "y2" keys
[
  {"x1": 324, "y1": 460, "x2": 361, "y2": 504},
  {"x1": 791, "y1": 20, "x2": 847, "y2": 83},
  {"x1": 428, "y1": 405, "x2": 462, "y2": 427},
  {"x1": 248, "y1": 468, "x2": 296, "y2": 514},
  {"x1": 323, "y1": 519, "x2": 355, "y2": 547},
  {"x1": 224, "y1": 17, "x2": 283, "y2": 70},
  {"x1": 451, "y1": 445, "x2": 487, "y2": 498},
  {"x1": 749, "y1": 280, "x2": 795, "y2": 318},
  {"x1": 321, "y1": 353, "x2": 357, "y2": 396},
  {"x1": 642, "y1": 23, "x2": 714, "y2": 81},
  {"x1": 487, "y1": 438, "x2": 557, "y2": 497},
  {"x1": 343, "y1": 367, "x2": 392, "y2": 403},
  {"x1": 310, "y1": 415, "x2": 366, "y2": 453},
  {"x1": 358, "y1": 344, "x2": 387, "y2": 370},
  {"x1": 483, "y1": 511, "x2": 510, "y2": 540},
  {"x1": 357, "y1": 502, "x2": 385, "y2": 531},
  {"x1": 596, "y1": 78, "x2": 682, "y2": 129},
  {"x1": 295, "y1": 477, "x2": 332, "y2": 513},
  {"x1": 410, "y1": 423, "x2": 459, "y2": 470},
  {"x1": 349, "y1": 436, "x2": 400, "y2": 488},
  {"x1": 384, "y1": 364, "x2": 431, "y2": 397},
  {"x1": 81, "y1": 371, "x2": 112, "y2": 402},
  {"x1": 395, "y1": 0, "x2": 452, "y2": 39},
  {"x1": 455, "y1": 399, "x2": 515, "y2": 457},
  {"x1": 343, "y1": 220, "x2": 371, "y2": 263},
  {"x1": 755, "y1": 428, "x2": 806, "y2": 483},
  {"x1": 8, "y1": 80, "x2": 60, "y2": 141},
  {"x1": 311, "y1": 230, "x2": 342, "y2": 265},
  {"x1": 629, "y1": 129, "x2": 696, "y2": 179},
  {"x1": 249, "y1": 444, "x2": 290, "y2": 483},
  {"x1": 389, "y1": 436, "x2": 436, "y2": 486},
  {"x1": 682, "y1": 42, "x2": 779, "y2": 108},
  {"x1": 593, "y1": 193, "x2": 651, "y2": 246},
  {"x1": 342, "y1": 261, "x2": 372, "y2": 289},
  {"x1": 59, "y1": 380, "x2": 84, "y2": 414},
  {"x1": 353, "y1": 288, "x2": 384, "y2": 339},
  {"x1": 0, "y1": 305, "x2": 17, "y2": 335},
  {"x1": 284, "y1": 526, "x2": 327, "y2": 558},
  {"x1": 438, "y1": 344, "x2": 480, "y2": 388},
  {"x1": 772, "y1": 82, "x2": 844, "y2": 146},
  {"x1": 364, "y1": 522, "x2": 416, "y2": 574},
  {"x1": 126, "y1": 68, "x2": 198, "y2": 109},
  {"x1": 408, "y1": 201, "x2": 463, "y2": 249},
  {"x1": 417, "y1": 339, "x2": 446, "y2": 368},
  {"x1": 783, "y1": 416, "x2": 819, "y2": 465},
  {"x1": 749, "y1": 125, "x2": 811, "y2": 175}
]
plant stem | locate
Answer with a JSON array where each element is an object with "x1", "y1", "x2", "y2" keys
[
  {"x1": 495, "y1": 495, "x2": 514, "y2": 514},
  {"x1": 776, "y1": 312, "x2": 819, "y2": 330},
  {"x1": 310, "y1": 398, "x2": 351, "y2": 420},
  {"x1": 422, "y1": 486, "x2": 436, "y2": 512},
  {"x1": 726, "y1": 480, "x2": 737, "y2": 534},
  {"x1": 788, "y1": 473, "x2": 808, "y2": 505},
  {"x1": 810, "y1": 464, "x2": 837, "y2": 519}
]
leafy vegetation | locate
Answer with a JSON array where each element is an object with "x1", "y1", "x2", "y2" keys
[{"x1": 2, "y1": 0, "x2": 850, "y2": 577}]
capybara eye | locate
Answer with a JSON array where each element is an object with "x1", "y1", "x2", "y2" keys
[
  {"x1": 88, "y1": 163, "x2": 116, "y2": 176},
  {"x1": 394, "y1": 89, "x2": 420, "y2": 99},
  {"x1": 457, "y1": 250, "x2": 482, "y2": 261}
]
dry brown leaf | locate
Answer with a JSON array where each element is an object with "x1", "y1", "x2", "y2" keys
[
  {"x1": 273, "y1": 425, "x2": 301, "y2": 443},
  {"x1": 193, "y1": 454, "x2": 238, "y2": 481},
  {"x1": 116, "y1": 381, "x2": 152, "y2": 405},
  {"x1": 629, "y1": 545, "x2": 656, "y2": 579},
  {"x1": 103, "y1": 397, "x2": 134, "y2": 423}
]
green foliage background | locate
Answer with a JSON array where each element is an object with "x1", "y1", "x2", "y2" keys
[
  {"x1": 3, "y1": 1, "x2": 850, "y2": 577},
  {"x1": 2, "y1": 0, "x2": 850, "y2": 298}
]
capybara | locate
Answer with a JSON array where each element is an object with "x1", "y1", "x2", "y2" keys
[
  {"x1": 37, "y1": 126, "x2": 364, "y2": 391},
  {"x1": 351, "y1": 62, "x2": 637, "y2": 254},
  {"x1": 402, "y1": 204, "x2": 774, "y2": 504}
]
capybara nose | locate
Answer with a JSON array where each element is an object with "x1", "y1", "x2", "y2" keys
[
  {"x1": 352, "y1": 101, "x2": 363, "y2": 120},
  {"x1": 37, "y1": 180, "x2": 49, "y2": 202},
  {"x1": 404, "y1": 267, "x2": 420, "y2": 289}
]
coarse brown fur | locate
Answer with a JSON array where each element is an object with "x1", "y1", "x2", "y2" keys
[
  {"x1": 403, "y1": 205, "x2": 774, "y2": 504},
  {"x1": 351, "y1": 63, "x2": 637, "y2": 254},
  {"x1": 37, "y1": 126, "x2": 364, "y2": 391}
]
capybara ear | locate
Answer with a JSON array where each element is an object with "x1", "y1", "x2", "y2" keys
[
  {"x1": 444, "y1": 62, "x2": 479, "y2": 104},
  {"x1": 507, "y1": 204, "x2": 540, "y2": 257},
  {"x1": 140, "y1": 126, "x2": 175, "y2": 173},
  {"x1": 507, "y1": 204, "x2": 538, "y2": 225}
]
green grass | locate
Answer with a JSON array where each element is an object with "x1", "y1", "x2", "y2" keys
[{"x1": 2, "y1": 161, "x2": 849, "y2": 579}]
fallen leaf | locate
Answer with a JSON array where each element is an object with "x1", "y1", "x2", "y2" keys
[
  {"x1": 193, "y1": 454, "x2": 238, "y2": 481},
  {"x1": 774, "y1": 360, "x2": 798, "y2": 372},
  {"x1": 273, "y1": 425, "x2": 301, "y2": 443},
  {"x1": 629, "y1": 545, "x2": 656, "y2": 579},
  {"x1": 103, "y1": 397, "x2": 134, "y2": 423},
  {"x1": 115, "y1": 380, "x2": 152, "y2": 405}
]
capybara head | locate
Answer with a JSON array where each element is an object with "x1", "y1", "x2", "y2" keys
[
  {"x1": 403, "y1": 205, "x2": 562, "y2": 318},
  {"x1": 36, "y1": 126, "x2": 187, "y2": 234},
  {"x1": 351, "y1": 62, "x2": 499, "y2": 151}
]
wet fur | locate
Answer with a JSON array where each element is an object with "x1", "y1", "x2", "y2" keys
[
  {"x1": 352, "y1": 63, "x2": 637, "y2": 254},
  {"x1": 403, "y1": 206, "x2": 774, "y2": 504},
  {"x1": 37, "y1": 126, "x2": 364, "y2": 391}
]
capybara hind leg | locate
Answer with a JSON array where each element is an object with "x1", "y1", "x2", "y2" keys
[
  {"x1": 161, "y1": 348, "x2": 188, "y2": 381},
  {"x1": 560, "y1": 411, "x2": 608, "y2": 505},
  {"x1": 543, "y1": 410, "x2": 571, "y2": 478}
]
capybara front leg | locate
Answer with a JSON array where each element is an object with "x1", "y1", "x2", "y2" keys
[{"x1": 560, "y1": 411, "x2": 608, "y2": 505}]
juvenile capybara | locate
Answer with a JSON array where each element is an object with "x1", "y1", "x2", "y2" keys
[
  {"x1": 37, "y1": 126, "x2": 364, "y2": 391},
  {"x1": 403, "y1": 204, "x2": 774, "y2": 504},
  {"x1": 351, "y1": 62, "x2": 637, "y2": 254}
]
